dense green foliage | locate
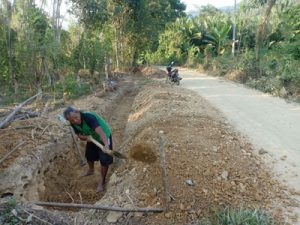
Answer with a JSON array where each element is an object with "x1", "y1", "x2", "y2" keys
[
  {"x1": 0, "y1": 0, "x2": 186, "y2": 103},
  {"x1": 147, "y1": 0, "x2": 300, "y2": 97},
  {"x1": 1, "y1": 0, "x2": 299, "y2": 104}
]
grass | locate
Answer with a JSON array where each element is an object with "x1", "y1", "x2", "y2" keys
[
  {"x1": 191, "y1": 207, "x2": 277, "y2": 225},
  {"x1": 215, "y1": 207, "x2": 277, "y2": 225},
  {"x1": 0, "y1": 197, "x2": 20, "y2": 225}
]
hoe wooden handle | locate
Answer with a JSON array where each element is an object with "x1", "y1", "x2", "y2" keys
[{"x1": 88, "y1": 136, "x2": 127, "y2": 159}]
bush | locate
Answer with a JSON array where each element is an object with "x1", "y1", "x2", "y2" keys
[
  {"x1": 211, "y1": 54, "x2": 235, "y2": 76},
  {"x1": 63, "y1": 75, "x2": 93, "y2": 99},
  {"x1": 237, "y1": 51, "x2": 262, "y2": 79}
]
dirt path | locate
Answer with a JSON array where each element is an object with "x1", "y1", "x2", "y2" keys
[{"x1": 179, "y1": 68, "x2": 300, "y2": 214}]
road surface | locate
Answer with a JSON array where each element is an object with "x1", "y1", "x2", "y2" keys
[{"x1": 179, "y1": 68, "x2": 300, "y2": 194}]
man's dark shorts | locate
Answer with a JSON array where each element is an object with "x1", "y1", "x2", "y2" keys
[{"x1": 85, "y1": 135, "x2": 113, "y2": 166}]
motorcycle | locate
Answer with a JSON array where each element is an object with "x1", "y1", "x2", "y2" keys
[{"x1": 166, "y1": 61, "x2": 182, "y2": 85}]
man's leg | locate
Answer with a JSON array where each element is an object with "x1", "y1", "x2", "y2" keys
[
  {"x1": 97, "y1": 165, "x2": 109, "y2": 192},
  {"x1": 81, "y1": 161, "x2": 94, "y2": 176}
]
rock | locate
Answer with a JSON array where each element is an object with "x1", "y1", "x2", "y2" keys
[
  {"x1": 165, "y1": 212, "x2": 172, "y2": 218},
  {"x1": 258, "y1": 148, "x2": 268, "y2": 155},
  {"x1": 134, "y1": 212, "x2": 143, "y2": 218},
  {"x1": 185, "y1": 179, "x2": 194, "y2": 186},
  {"x1": 180, "y1": 203, "x2": 185, "y2": 211},
  {"x1": 221, "y1": 171, "x2": 229, "y2": 180},
  {"x1": 239, "y1": 183, "x2": 246, "y2": 192},
  {"x1": 212, "y1": 146, "x2": 218, "y2": 152},
  {"x1": 280, "y1": 155, "x2": 287, "y2": 160},
  {"x1": 106, "y1": 211, "x2": 123, "y2": 223},
  {"x1": 196, "y1": 209, "x2": 202, "y2": 216}
]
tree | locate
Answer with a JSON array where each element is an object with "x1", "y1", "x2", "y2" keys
[{"x1": 255, "y1": 0, "x2": 277, "y2": 60}]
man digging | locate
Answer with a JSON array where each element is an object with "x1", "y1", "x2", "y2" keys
[{"x1": 63, "y1": 106, "x2": 113, "y2": 192}]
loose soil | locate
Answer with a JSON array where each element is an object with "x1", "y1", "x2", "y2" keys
[{"x1": 0, "y1": 70, "x2": 297, "y2": 224}]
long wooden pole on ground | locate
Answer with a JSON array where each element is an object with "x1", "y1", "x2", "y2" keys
[
  {"x1": 0, "y1": 92, "x2": 42, "y2": 129},
  {"x1": 159, "y1": 130, "x2": 169, "y2": 211},
  {"x1": 31, "y1": 201, "x2": 163, "y2": 213}
]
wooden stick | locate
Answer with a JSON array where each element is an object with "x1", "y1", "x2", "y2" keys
[
  {"x1": 31, "y1": 201, "x2": 163, "y2": 212},
  {"x1": 0, "y1": 141, "x2": 27, "y2": 165},
  {"x1": 0, "y1": 92, "x2": 42, "y2": 129},
  {"x1": 21, "y1": 209, "x2": 54, "y2": 225},
  {"x1": 159, "y1": 130, "x2": 169, "y2": 211},
  {"x1": 2, "y1": 125, "x2": 36, "y2": 130},
  {"x1": 69, "y1": 126, "x2": 86, "y2": 166},
  {"x1": 89, "y1": 136, "x2": 127, "y2": 159}
]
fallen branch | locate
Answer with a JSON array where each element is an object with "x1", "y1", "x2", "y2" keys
[
  {"x1": 31, "y1": 201, "x2": 163, "y2": 213},
  {"x1": 0, "y1": 141, "x2": 27, "y2": 165},
  {"x1": 21, "y1": 209, "x2": 54, "y2": 225},
  {"x1": 2, "y1": 125, "x2": 36, "y2": 130},
  {"x1": 0, "y1": 92, "x2": 42, "y2": 129}
]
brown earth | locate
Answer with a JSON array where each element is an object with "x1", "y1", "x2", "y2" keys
[{"x1": 0, "y1": 72, "x2": 297, "y2": 224}]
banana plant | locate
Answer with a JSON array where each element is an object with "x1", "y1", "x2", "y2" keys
[{"x1": 204, "y1": 16, "x2": 232, "y2": 55}]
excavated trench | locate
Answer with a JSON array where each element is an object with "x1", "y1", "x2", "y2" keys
[
  {"x1": 36, "y1": 87, "x2": 140, "y2": 205},
  {"x1": 0, "y1": 83, "x2": 143, "y2": 207}
]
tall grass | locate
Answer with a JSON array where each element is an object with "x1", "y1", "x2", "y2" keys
[{"x1": 191, "y1": 207, "x2": 277, "y2": 225}]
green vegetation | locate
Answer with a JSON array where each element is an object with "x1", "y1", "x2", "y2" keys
[
  {"x1": 0, "y1": 0, "x2": 185, "y2": 104},
  {"x1": 147, "y1": 0, "x2": 300, "y2": 97},
  {"x1": 0, "y1": 198, "x2": 20, "y2": 225},
  {"x1": 191, "y1": 207, "x2": 277, "y2": 225},
  {"x1": 1, "y1": 0, "x2": 299, "y2": 102}
]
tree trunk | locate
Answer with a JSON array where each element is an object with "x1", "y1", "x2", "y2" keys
[
  {"x1": 232, "y1": 0, "x2": 237, "y2": 56},
  {"x1": 115, "y1": 27, "x2": 119, "y2": 69},
  {"x1": 5, "y1": 1, "x2": 15, "y2": 94},
  {"x1": 255, "y1": 0, "x2": 276, "y2": 61}
]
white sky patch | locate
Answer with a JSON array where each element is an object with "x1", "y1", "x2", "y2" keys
[{"x1": 181, "y1": 0, "x2": 242, "y2": 13}]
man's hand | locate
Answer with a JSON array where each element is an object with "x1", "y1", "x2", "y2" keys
[{"x1": 77, "y1": 134, "x2": 89, "y2": 141}]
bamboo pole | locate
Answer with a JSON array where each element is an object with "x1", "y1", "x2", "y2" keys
[
  {"x1": 159, "y1": 130, "x2": 169, "y2": 211},
  {"x1": 31, "y1": 201, "x2": 163, "y2": 213}
]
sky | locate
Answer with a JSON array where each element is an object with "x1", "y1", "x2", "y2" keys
[{"x1": 181, "y1": 0, "x2": 242, "y2": 13}]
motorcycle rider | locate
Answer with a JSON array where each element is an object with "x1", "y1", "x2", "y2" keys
[{"x1": 166, "y1": 61, "x2": 182, "y2": 85}]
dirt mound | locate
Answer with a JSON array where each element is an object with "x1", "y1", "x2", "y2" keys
[
  {"x1": 79, "y1": 80, "x2": 293, "y2": 225},
  {"x1": 129, "y1": 144, "x2": 157, "y2": 163},
  {"x1": 141, "y1": 66, "x2": 166, "y2": 78}
]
